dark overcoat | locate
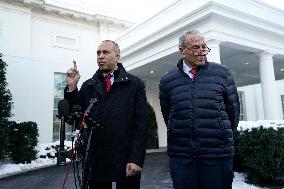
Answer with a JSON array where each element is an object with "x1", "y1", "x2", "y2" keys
[{"x1": 65, "y1": 63, "x2": 147, "y2": 182}]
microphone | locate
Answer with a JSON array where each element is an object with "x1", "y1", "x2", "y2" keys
[
  {"x1": 57, "y1": 99, "x2": 69, "y2": 166},
  {"x1": 58, "y1": 99, "x2": 69, "y2": 117},
  {"x1": 85, "y1": 98, "x2": 98, "y2": 114}
]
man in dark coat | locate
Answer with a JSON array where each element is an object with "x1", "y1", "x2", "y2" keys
[
  {"x1": 64, "y1": 40, "x2": 147, "y2": 189},
  {"x1": 159, "y1": 30, "x2": 240, "y2": 189}
]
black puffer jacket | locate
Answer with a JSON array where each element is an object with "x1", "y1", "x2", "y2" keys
[
  {"x1": 64, "y1": 63, "x2": 147, "y2": 182},
  {"x1": 159, "y1": 59, "x2": 240, "y2": 159}
]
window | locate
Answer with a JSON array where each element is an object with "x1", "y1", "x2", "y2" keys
[
  {"x1": 238, "y1": 91, "x2": 247, "y2": 121},
  {"x1": 53, "y1": 73, "x2": 72, "y2": 142},
  {"x1": 281, "y1": 95, "x2": 284, "y2": 119},
  {"x1": 52, "y1": 32, "x2": 79, "y2": 50}
]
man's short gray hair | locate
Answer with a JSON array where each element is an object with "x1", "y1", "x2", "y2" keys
[
  {"x1": 178, "y1": 30, "x2": 201, "y2": 49},
  {"x1": 102, "y1": 40, "x2": 120, "y2": 53}
]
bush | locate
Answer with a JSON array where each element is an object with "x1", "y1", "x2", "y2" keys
[
  {"x1": 52, "y1": 144, "x2": 73, "y2": 159},
  {"x1": 234, "y1": 126, "x2": 284, "y2": 185},
  {"x1": 8, "y1": 121, "x2": 39, "y2": 163},
  {"x1": 146, "y1": 102, "x2": 159, "y2": 149},
  {"x1": 233, "y1": 130, "x2": 245, "y2": 172},
  {"x1": 0, "y1": 54, "x2": 13, "y2": 158},
  {"x1": 0, "y1": 121, "x2": 9, "y2": 158}
]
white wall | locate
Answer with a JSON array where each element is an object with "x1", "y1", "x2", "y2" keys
[
  {"x1": 238, "y1": 79, "x2": 284, "y2": 121},
  {"x1": 238, "y1": 84, "x2": 264, "y2": 121},
  {"x1": 0, "y1": 4, "x2": 32, "y2": 123},
  {"x1": 276, "y1": 79, "x2": 284, "y2": 119},
  {"x1": 29, "y1": 15, "x2": 101, "y2": 142},
  {"x1": 0, "y1": 2, "x2": 131, "y2": 143}
]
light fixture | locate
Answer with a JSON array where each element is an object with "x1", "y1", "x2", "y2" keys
[
  {"x1": 280, "y1": 68, "x2": 284, "y2": 72},
  {"x1": 150, "y1": 70, "x2": 154, "y2": 74},
  {"x1": 244, "y1": 62, "x2": 250, "y2": 65}
]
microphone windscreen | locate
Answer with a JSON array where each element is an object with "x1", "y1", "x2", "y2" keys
[{"x1": 58, "y1": 99, "x2": 70, "y2": 117}]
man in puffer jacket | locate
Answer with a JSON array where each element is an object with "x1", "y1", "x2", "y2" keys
[{"x1": 159, "y1": 30, "x2": 240, "y2": 189}]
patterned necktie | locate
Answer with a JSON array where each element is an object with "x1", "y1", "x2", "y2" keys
[
  {"x1": 191, "y1": 68, "x2": 197, "y2": 80},
  {"x1": 105, "y1": 73, "x2": 111, "y2": 93}
]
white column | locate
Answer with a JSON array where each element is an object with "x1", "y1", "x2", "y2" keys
[
  {"x1": 206, "y1": 39, "x2": 221, "y2": 64},
  {"x1": 259, "y1": 52, "x2": 282, "y2": 120}
]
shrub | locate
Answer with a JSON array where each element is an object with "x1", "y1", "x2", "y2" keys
[
  {"x1": 0, "y1": 121, "x2": 9, "y2": 158},
  {"x1": 233, "y1": 130, "x2": 245, "y2": 172},
  {"x1": 146, "y1": 102, "x2": 159, "y2": 149},
  {"x1": 52, "y1": 144, "x2": 73, "y2": 159},
  {"x1": 0, "y1": 54, "x2": 13, "y2": 158},
  {"x1": 235, "y1": 126, "x2": 284, "y2": 185},
  {"x1": 8, "y1": 121, "x2": 39, "y2": 163}
]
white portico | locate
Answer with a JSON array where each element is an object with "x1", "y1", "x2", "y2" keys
[{"x1": 116, "y1": 0, "x2": 284, "y2": 147}]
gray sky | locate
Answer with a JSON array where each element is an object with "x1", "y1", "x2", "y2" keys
[
  {"x1": 46, "y1": 0, "x2": 284, "y2": 23},
  {"x1": 46, "y1": 0, "x2": 177, "y2": 22}
]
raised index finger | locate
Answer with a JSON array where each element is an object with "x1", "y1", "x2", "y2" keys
[{"x1": 73, "y1": 60, "x2": 77, "y2": 68}]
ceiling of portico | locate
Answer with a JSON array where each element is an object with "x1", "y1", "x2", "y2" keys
[{"x1": 128, "y1": 43, "x2": 284, "y2": 87}]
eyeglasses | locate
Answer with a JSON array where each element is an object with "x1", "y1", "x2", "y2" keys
[{"x1": 183, "y1": 45, "x2": 211, "y2": 55}]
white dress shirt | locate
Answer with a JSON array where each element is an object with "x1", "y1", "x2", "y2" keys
[{"x1": 182, "y1": 60, "x2": 195, "y2": 79}]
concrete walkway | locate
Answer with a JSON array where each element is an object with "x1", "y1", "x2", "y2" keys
[
  {"x1": 141, "y1": 152, "x2": 173, "y2": 189},
  {"x1": 0, "y1": 152, "x2": 173, "y2": 189}
]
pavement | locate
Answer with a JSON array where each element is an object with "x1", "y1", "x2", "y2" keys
[{"x1": 0, "y1": 152, "x2": 173, "y2": 189}]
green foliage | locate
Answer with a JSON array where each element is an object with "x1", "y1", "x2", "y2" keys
[
  {"x1": 0, "y1": 54, "x2": 13, "y2": 158},
  {"x1": 0, "y1": 53, "x2": 12, "y2": 122},
  {"x1": 65, "y1": 147, "x2": 73, "y2": 160},
  {"x1": 233, "y1": 130, "x2": 245, "y2": 172},
  {"x1": 0, "y1": 121, "x2": 9, "y2": 158},
  {"x1": 52, "y1": 145, "x2": 73, "y2": 159},
  {"x1": 234, "y1": 127, "x2": 284, "y2": 185},
  {"x1": 8, "y1": 121, "x2": 39, "y2": 163},
  {"x1": 146, "y1": 102, "x2": 159, "y2": 149}
]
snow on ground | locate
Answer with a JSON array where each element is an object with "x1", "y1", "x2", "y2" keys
[
  {"x1": 238, "y1": 120, "x2": 284, "y2": 131},
  {"x1": 0, "y1": 141, "x2": 72, "y2": 178},
  {"x1": 1, "y1": 121, "x2": 284, "y2": 188},
  {"x1": 0, "y1": 141, "x2": 269, "y2": 188},
  {"x1": 233, "y1": 172, "x2": 264, "y2": 189}
]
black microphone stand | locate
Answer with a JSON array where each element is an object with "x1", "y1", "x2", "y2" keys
[
  {"x1": 60, "y1": 98, "x2": 99, "y2": 189},
  {"x1": 58, "y1": 115, "x2": 66, "y2": 165},
  {"x1": 71, "y1": 98, "x2": 98, "y2": 189},
  {"x1": 68, "y1": 105, "x2": 83, "y2": 189},
  {"x1": 57, "y1": 100, "x2": 69, "y2": 166}
]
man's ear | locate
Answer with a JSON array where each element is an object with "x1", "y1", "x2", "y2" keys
[
  {"x1": 179, "y1": 48, "x2": 185, "y2": 57},
  {"x1": 116, "y1": 53, "x2": 121, "y2": 61}
]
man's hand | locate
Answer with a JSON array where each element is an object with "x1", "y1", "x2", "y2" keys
[
  {"x1": 66, "y1": 60, "x2": 80, "y2": 92},
  {"x1": 126, "y1": 163, "x2": 142, "y2": 177}
]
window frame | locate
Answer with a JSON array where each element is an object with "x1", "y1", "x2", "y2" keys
[{"x1": 237, "y1": 91, "x2": 247, "y2": 121}]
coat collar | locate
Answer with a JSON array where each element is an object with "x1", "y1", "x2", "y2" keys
[
  {"x1": 84, "y1": 63, "x2": 130, "y2": 98},
  {"x1": 177, "y1": 58, "x2": 209, "y2": 80},
  {"x1": 177, "y1": 58, "x2": 209, "y2": 72}
]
